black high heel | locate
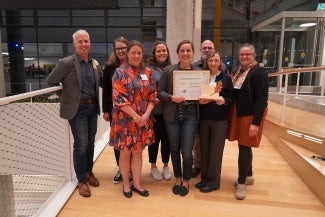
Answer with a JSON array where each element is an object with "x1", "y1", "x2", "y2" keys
[
  {"x1": 131, "y1": 185, "x2": 149, "y2": 197},
  {"x1": 123, "y1": 186, "x2": 132, "y2": 198}
]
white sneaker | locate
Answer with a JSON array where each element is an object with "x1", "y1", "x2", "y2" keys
[
  {"x1": 233, "y1": 176, "x2": 255, "y2": 187},
  {"x1": 162, "y1": 167, "x2": 171, "y2": 181},
  {"x1": 150, "y1": 168, "x2": 163, "y2": 181},
  {"x1": 235, "y1": 184, "x2": 246, "y2": 200}
]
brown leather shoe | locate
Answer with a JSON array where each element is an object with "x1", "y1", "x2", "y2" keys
[
  {"x1": 86, "y1": 172, "x2": 99, "y2": 187},
  {"x1": 78, "y1": 182, "x2": 91, "y2": 197}
]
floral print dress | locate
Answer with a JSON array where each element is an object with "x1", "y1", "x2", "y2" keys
[{"x1": 109, "y1": 64, "x2": 159, "y2": 151}]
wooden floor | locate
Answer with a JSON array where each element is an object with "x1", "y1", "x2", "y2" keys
[{"x1": 57, "y1": 101, "x2": 325, "y2": 217}]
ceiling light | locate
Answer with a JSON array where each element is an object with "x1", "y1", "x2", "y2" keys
[{"x1": 299, "y1": 22, "x2": 316, "y2": 27}]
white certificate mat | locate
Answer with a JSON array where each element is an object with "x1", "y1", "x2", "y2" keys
[{"x1": 173, "y1": 70, "x2": 210, "y2": 100}]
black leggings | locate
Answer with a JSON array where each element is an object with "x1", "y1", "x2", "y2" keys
[
  {"x1": 238, "y1": 144, "x2": 253, "y2": 184},
  {"x1": 148, "y1": 114, "x2": 170, "y2": 164}
]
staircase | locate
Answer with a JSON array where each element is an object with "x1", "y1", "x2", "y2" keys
[{"x1": 264, "y1": 112, "x2": 325, "y2": 205}]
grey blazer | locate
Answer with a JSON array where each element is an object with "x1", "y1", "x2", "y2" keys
[
  {"x1": 46, "y1": 53, "x2": 103, "y2": 120},
  {"x1": 158, "y1": 63, "x2": 200, "y2": 122}
]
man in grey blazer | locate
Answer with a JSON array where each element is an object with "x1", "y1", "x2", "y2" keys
[{"x1": 46, "y1": 29, "x2": 103, "y2": 197}]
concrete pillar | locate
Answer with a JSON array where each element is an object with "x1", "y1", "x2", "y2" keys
[
  {"x1": 0, "y1": 175, "x2": 16, "y2": 217},
  {"x1": 0, "y1": 29, "x2": 6, "y2": 97},
  {"x1": 166, "y1": 0, "x2": 202, "y2": 64}
]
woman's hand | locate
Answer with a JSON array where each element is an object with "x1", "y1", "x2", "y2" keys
[
  {"x1": 138, "y1": 112, "x2": 150, "y2": 127},
  {"x1": 249, "y1": 124, "x2": 260, "y2": 137},
  {"x1": 133, "y1": 112, "x2": 150, "y2": 127},
  {"x1": 215, "y1": 96, "x2": 225, "y2": 105},
  {"x1": 199, "y1": 98, "x2": 211, "y2": 104},
  {"x1": 103, "y1": 112, "x2": 109, "y2": 122},
  {"x1": 171, "y1": 95, "x2": 185, "y2": 104}
]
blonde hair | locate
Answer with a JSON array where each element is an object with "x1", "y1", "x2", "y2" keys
[{"x1": 106, "y1": 36, "x2": 128, "y2": 65}]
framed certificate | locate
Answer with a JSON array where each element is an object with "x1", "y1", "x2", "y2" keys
[{"x1": 173, "y1": 70, "x2": 210, "y2": 100}]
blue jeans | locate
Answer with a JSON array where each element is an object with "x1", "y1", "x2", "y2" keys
[
  {"x1": 165, "y1": 104, "x2": 198, "y2": 181},
  {"x1": 69, "y1": 103, "x2": 98, "y2": 183}
]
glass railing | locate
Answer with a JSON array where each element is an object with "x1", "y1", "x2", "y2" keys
[{"x1": 0, "y1": 87, "x2": 109, "y2": 217}]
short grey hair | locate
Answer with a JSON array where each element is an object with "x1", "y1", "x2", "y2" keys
[
  {"x1": 239, "y1": 43, "x2": 256, "y2": 56},
  {"x1": 72, "y1": 29, "x2": 89, "y2": 41}
]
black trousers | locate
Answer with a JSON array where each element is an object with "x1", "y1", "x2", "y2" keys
[
  {"x1": 199, "y1": 119, "x2": 227, "y2": 189},
  {"x1": 238, "y1": 144, "x2": 253, "y2": 184},
  {"x1": 148, "y1": 114, "x2": 170, "y2": 164}
]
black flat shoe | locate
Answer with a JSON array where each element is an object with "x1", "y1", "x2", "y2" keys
[
  {"x1": 123, "y1": 186, "x2": 132, "y2": 198},
  {"x1": 131, "y1": 185, "x2": 149, "y2": 197},
  {"x1": 179, "y1": 185, "x2": 189, "y2": 196},
  {"x1": 200, "y1": 185, "x2": 219, "y2": 193},
  {"x1": 172, "y1": 184, "x2": 182, "y2": 195},
  {"x1": 195, "y1": 181, "x2": 206, "y2": 189}
]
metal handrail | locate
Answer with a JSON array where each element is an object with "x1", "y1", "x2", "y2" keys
[
  {"x1": 0, "y1": 86, "x2": 61, "y2": 106},
  {"x1": 267, "y1": 66, "x2": 325, "y2": 123},
  {"x1": 268, "y1": 66, "x2": 325, "y2": 77}
]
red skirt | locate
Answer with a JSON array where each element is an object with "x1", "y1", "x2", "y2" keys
[{"x1": 227, "y1": 104, "x2": 268, "y2": 148}]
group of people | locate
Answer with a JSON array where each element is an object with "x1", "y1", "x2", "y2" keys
[{"x1": 46, "y1": 29, "x2": 269, "y2": 201}]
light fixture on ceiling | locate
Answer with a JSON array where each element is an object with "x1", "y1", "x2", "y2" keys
[{"x1": 299, "y1": 22, "x2": 316, "y2": 27}]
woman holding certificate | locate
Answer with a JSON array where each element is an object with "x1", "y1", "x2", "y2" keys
[
  {"x1": 158, "y1": 40, "x2": 200, "y2": 196},
  {"x1": 195, "y1": 51, "x2": 233, "y2": 193},
  {"x1": 228, "y1": 43, "x2": 268, "y2": 200}
]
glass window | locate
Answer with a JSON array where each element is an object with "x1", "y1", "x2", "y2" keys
[
  {"x1": 108, "y1": 17, "x2": 140, "y2": 26},
  {"x1": 72, "y1": 10, "x2": 104, "y2": 16},
  {"x1": 38, "y1": 17, "x2": 71, "y2": 26},
  {"x1": 72, "y1": 17, "x2": 105, "y2": 26},
  {"x1": 38, "y1": 10, "x2": 70, "y2": 16},
  {"x1": 109, "y1": 8, "x2": 140, "y2": 16}
]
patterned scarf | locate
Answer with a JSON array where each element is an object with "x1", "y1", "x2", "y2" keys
[{"x1": 232, "y1": 60, "x2": 257, "y2": 89}]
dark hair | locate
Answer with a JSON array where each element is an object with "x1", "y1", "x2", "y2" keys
[
  {"x1": 147, "y1": 40, "x2": 171, "y2": 66},
  {"x1": 125, "y1": 40, "x2": 145, "y2": 68},
  {"x1": 176, "y1": 40, "x2": 194, "y2": 53},
  {"x1": 204, "y1": 51, "x2": 222, "y2": 71},
  {"x1": 107, "y1": 36, "x2": 128, "y2": 65}
]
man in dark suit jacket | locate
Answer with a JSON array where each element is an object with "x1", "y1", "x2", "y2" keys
[{"x1": 46, "y1": 29, "x2": 103, "y2": 197}]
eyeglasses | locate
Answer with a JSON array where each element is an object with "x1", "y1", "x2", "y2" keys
[
  {"x1": 202, "y1": 46, "x2": 213, "y2": 50},
  {"x1": 115, "y1": 47, "x2": 127, "y2": 51},
  {"x1": 239, "y1": 53, "x2": 252, "y2": 57},
  {"x1": 208, "y1": 59, "x2": 220, "y2": 63}
]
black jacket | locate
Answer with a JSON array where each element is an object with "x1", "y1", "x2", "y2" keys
[
  {"x1": 199, "y1": 71, "x2": 233, "y2": 121},
  {"x1": 102, "y1": 63, "x2": 118, "y2": 114},
  {"x1": 233, "y1": 65, "x2": 268, "y2": 125}
]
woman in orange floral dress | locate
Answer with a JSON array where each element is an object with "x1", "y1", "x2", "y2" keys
[{"x1": 109, "y1": 40, "x2": 159, "y2": 198}]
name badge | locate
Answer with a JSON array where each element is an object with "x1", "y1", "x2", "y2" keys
[{"x1": 140, "y1": 74, "x2": 148, "y2": 80}]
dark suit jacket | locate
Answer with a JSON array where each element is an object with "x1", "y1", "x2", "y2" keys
[
  {"x1": 233, "y1": 65, "x2": 268, "y2": 125},
  {"x1": 158, "y1": 63, "x2": 201, "y2": 122},
  {"x1": 46, "y1": 53, "x2": 103, "y2": 120}
]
